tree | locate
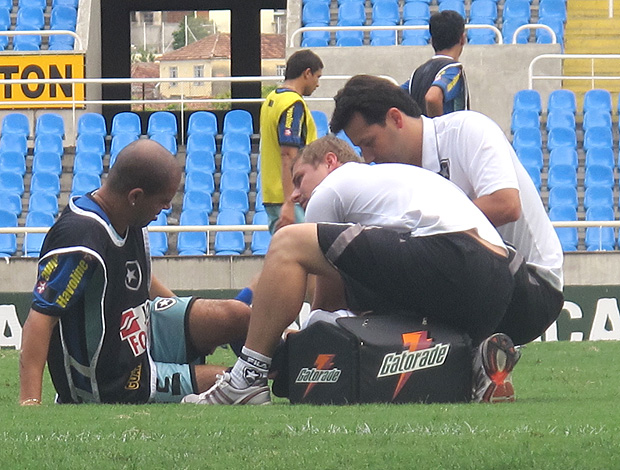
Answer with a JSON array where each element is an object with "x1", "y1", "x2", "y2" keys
[{"x1": 172, "y1": 15, "x2": 214, "y2": 50}]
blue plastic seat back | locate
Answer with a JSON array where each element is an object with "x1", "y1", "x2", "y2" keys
[
  {"x1": 251, "y1": 211, "x2": 272, "y2": 255},
  {"x1": 111, "y1": 112, "x2": 142, "y2": 137},
  {"x1": 548, "y1": 185, "x2": 578, "y2": 210},
  {"x1": 585, "y1": 206, "x2": 616, "y2": 251},
  {"x1": 185, "y1": 150, "x2": 216, "y2": 174},
  {"x1": 73, "y1": 151, "x2": 103, "y2": 176},
  {"x1": 185, "y1": 170, "x2": 215, "y2": 195},
  {"x1": 0, "y1": 134, "x2": 27, "y2": 156},
  {"x1": 221, "y1": 151, "x2": 251, "y2": 174},
  {"x1": 302, "y1": 1, "x2": 330, "y2": 25},
  {"x1": 147, "y1": 111, "x2": 178, "y2": 137},
  {"x1": 188, "y1": 111, "x2": 218, "y2": 137},
  {"x1": 403, "y1": 1, "x2": 431, "y2": 22},
  {"x1": 502, "y1": 19, "x2": 530, "y2": 44},
  {"x1": 220, "y1": 170, "x2": 250, "y2": 193},
  {"x1": 402, "y1": 27, "x2": 431, "y2": 45},
  {"x1": 0, "y1": 209, "x2": 17, "y2": 256},
  {"x1": 0, "y1": 8, "x2": 9, "y2": 33},
  {"x1": 50, "y1": 5, "x2": 77, "y2": 30},
  {"x1": 584, "y1": 186, "x2": 613, "y2": 211},
  {"x1": 19, "y1": 0, "x2": 46, "y2": 9},
  {"x1": 186, "y1": 133, "x2": 216, "y2": 155},
  {"x1": 78, "y1": 113, "x2": 107, "y2": 137},
  {"x1": 503, "y1": 0, "x2": 531, "y2": 23},
  {"x1": 13, "y1": 27, "x2": 42, "y2": 50},
  {"x1": 537, "y1": 17, "x2": 564, "y2": 44},
  {"x1": 547, "y1": 164, "x2": 577, "y2": 190},
  {"x1": 372, "y1": 0, "x2": 400, "y2": 24},
  {"x1": 71, "y1": 172, "x2": 101, "y2": 197},
  {"x1": 336, "y1": 30, "x2": 364, "y2": 46},
  {"x1": 48, "y1": 34, "x2": 75, "y2": 50},
  {"x1": 583, "y1": 89, "x2": 612, "y2": 116},
  {"x1": 214, "y1": 209, "x2": 246, "y2": 255},
  {"x1": 16, "y1": 7, "x2": 45, "y2": 29},
  {"x1": 0, "y1": 171, "x2": 24, "y2": 195},
  {"x1": 24, "y1": 210, "x2": 55, "y2": 257},
  {"x1": 302, "y1": 35, "x2": 330, "y2": 47},
  {"x1": 0, "y1": 151, "x2": 26, "y2": 175},
  {"x1": 545, "y1": 111, "x2": 575, "y2": 131},
  {"x1": 338, "y1": 1, "x2": 366, "y2": 25},
  {"x1": 513, "y1": 90, "x2": 542, "y2": 114},
  {"x1": 2, "y1": 113, "x2": 30, "y2": 138},
  {"x1": 76, "y1": 133, "x2": 105, "y2": 156},
  {"x1": 182, "y1": 189, "x2": 213, "y2": 215},
  {"x1": 583, "y1": 126, "x2": 613, "y2": 152},
  {"x1": 254, "y1": 188, "x2": 265, "y2": 212},
  {"x1": 223, "y1": 109, "x2": 254, "y2": 136},
  {"x1": 511, "y1": 109, "x2": 539, "y2": 133},
  {"x1": 34, "y1": 134, "x2": 64, "y2": 157},
  {"x1": 150, "y1": 132, "x2": 177, "y2": 155},
  {"x1": 539, "y1": 0, "x2": 567, "y2": 22},
  {"x1": 29, "y1": 191, "x2": 58, "y2": 216},
  {"x1": 523, "y1": 165, "x2": 541, "y2": 191},
  {"x1": 516, "y1": 147, "x2": 543, "y2": 171},
  {"x1": 548, "y1": 206, "x2": 578, "y2": 251},
  {"x1": 177, "y1": 209, "x2": 208, "y2": 256},
  {"x1": 52, "y1": 0, "x2": 78, "y2": 8},
  {"x1": 31, "y1": 171, "x2": 60, "y2": 196},
  {"x1": 311, "y1": 110, "x2": 329, "y2": 137},
  {"x1": 548, "y1": 147, "x2": 578, "y2": 170},
  {"x1": 585, "y1": 147, "x2": 615, "y2": 169},
  {"x1": 547, "y1": 127, "x2": 577, "y2": 151},
  {"x1": 221, "y1": 132, "x2": 251, "y2": 155},
  {"x1": 584, "y1": 164, "x2": 615, "y2": 189},
  {"x1": 547, "y1": 89, "x2": 576, "y2": 114},
  {"x1": 438, "y1": 0, "x2": 465, "y2": 16},
  {"x1": 32, "y1": 151, "x2": 62, "y2": 176},
  {"x1": 512, "y1": 127, "x2": 542, "y2": 150},
  {"x1": 0, "y1": 191, "x2": 22, "y2": 217},
  {"x1": 583, "y1": 110, "x2": 612, "y2": 131},
  {"x1": 219, "y1": 189, "x2": 250, "y2": 214},
  {"x1": 148, "y1": 212, "x2": 169, "y2": 256},
  {"x1": 370, "y1": 20, "x2": 398, "y2": 45},
  {"x1": 36, "y1": 113, "x2": 65, "y2": 138},
  {"x1": 469, "y1": 0, "x2": 497, "y2": 22}
]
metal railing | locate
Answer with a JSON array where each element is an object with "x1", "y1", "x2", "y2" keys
[
  {"x1": 511, "y1": 24, "x2": 557, "y2": 45},
  {"x1": 528, "y1": 53, "x2": 620, "y2": 89},
  {"x1": 0, "y1": 30, "x2": 83, "y2": 50}
]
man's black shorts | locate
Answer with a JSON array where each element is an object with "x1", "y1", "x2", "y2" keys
[{"x1": 317, "y1": 223, "x2": 515, "y2": 345}]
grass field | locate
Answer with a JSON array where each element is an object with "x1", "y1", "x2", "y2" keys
[{"x1": 2, "y1": 340, "x2": 620, "y2": 469}]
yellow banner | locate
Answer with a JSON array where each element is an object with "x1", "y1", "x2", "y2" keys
[{"x1": 0, "y1": 54, "x2": 85, "y2": 109}]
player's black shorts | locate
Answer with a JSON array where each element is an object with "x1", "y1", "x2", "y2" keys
[{"x1": 317, "y1": 223, "x2": 515, "y2": 345}]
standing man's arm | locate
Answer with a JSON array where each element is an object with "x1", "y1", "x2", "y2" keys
[
  {"x1": 424, "y1": 86, "x2": 445, "y2": 117},
  {"x1": 275, "y1": 144, "x2": 299, "y2": 232},
  {"x1": 473, "y1": 188, "x2": 521, "y2": 227},
  {"x1": 19, "y1": 309, "x2": 59, "y2": 405}
]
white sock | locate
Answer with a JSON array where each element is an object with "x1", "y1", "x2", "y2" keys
[{"x1": 229, "y1": 346, "x2": 271, "y2": 389}]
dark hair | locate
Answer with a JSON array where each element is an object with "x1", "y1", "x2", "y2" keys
[
  {"x1": 429, "y1": 10, "x2": 465, "y2": 52},
  {"x1": 284, "y1": 49, "x2": 324, "y2": 80},
  {"x1": 330, "y1": 75, "x2": 421, "y2": 133}
]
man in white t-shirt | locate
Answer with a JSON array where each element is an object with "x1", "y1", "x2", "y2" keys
[
  {"x1": 182, "y1": 137, "x2": 516, "y2": 406},
  {"x1": 330, "y1": 75, "x2": 564, "y2": 348}
]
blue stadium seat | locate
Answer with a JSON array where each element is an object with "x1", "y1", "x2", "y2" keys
[
  {"x1": 583, "y1": 126, "x2": 614, "y2": 152},
  {"x1": 185, "y1": 170, "x2": 215, "y2": 195},
  {"x1": 30, "y1": 171, "x2": 60, "y2": 196},
  {"x1": 403, "y1": 1, "x2": 431, "y2": 22},
  {"x1": 0, "y1": 209, "x2": 17, "y2": 257},
  {"x1": 19, "y1": 0, "x2": 46, "y2": 9},
  {"x1": 466, "y1": 26, "x2": 496, "y2": 45},
  {"x1": 70, "y1": 172, "x2": 101, "y2": 198},
  {"x1": 372, "y1": 0, "x2": 400, "y2": 24},
  {"x1": 512, "y1": 127, "x2": 542, "y2": 150},
  {"x1": 221, "y1": 132, "x2": 251, "y2": 154},
  {"x1": 48, "y1": 33, "x2": 75, "y2": 51},
  {"x1": 28, "y1": 191, "x2": 58, "y2": 216},
  {"x1": 76, "y1": 133, "x2": 105, "y2": 156},
  {"x1": 302, "y1": 1, "x2": 330, "y2": 25},
  {"x1": 583, "y1": 110, "x2": 612, "y2": 131},
  {"x1": 335, "y1": 129, "x2": 361, "y2": 155},
  {"x1": 0, "y1": 134, "x2": 27, "y2": 157},
  {"x1": 177, "y1": 210, "x2": 208, "y2": 256},
  {"x1": 370, "y1": 20, "x2": 398, "y2": 46},
  {"x1": 32, "y1": 151, "x2": 62, "y2": 176},
  {"x1": 23, "y1": 210, "x2": 55, "y2": 258},
  {"x1": 50, "y1": 5, "x2": 77, "y2": 30},
  {"x1": 16, "y1": 7, "x2": 44, "y2": 29},
  {"x1": 73, "y1": 151, "x2": 103, "y2": 176},
  {"x1": 147, "y1": 111, "x2": 178, "y2": 137},
  {"x1": 583, "y1": 89, "x2": 612, "y2": 116},
  {"x1": 548, "y1": 147, "x2": 578, "y2": 170},
  {"x1": 585, "y1": 147, "x2": 615, "y2": 169},
  {"x1": 77, "y1": 113, "x2": 107, "y2": 137},
  {"x1": 311, "y1": 110, "x2": 329, "y2": 137},
  {"x1": 548, "y1": 206, "x2": 578, "y2": 252},
  {"x1": 36, "y1": 113, "x2": 65, "y2": 138},
  {"x1": 52, "y1": 0, "x2": 78, "y2": 8},
  {"x1": 0, "y1": 191, "x2": 22, "y2": 217},
  {"x1": 547, "y1": 127, "x2": 577, "y2": 151},
  {"x1": 219, "y1": 189, "x2": 250, "y2": 214},
  {"x1": 469, "y1": 0, "x2": 497, "y2": 23},
  {"x1": 523, "y1": 165, "x2": 541, "y2": 191},
  {"x1": 254, "y1": 187, "x2": 265, "y2": 212},
  {"x1": 148, "y1": 212, "x2": 168, "y2": 257},
  {"x1": 220, "y1": 170, "x2": 250, "y2": 193},
  {"x1": 188, "y1": 111, "x2": 218, "y2": 136},
  {"x1": 536, "y1": 17, "x2": 564, "y2": 45},
  {"x1": 0, "y1": 171, "x2": 24, "y2": 195},
  {"x1": 13, "y1": 26, "x2": 42, "y2": 51},
  {"x1": 150, "y1": 133, "x2": 177, "y2": 156},
  {"x1": 110, "y1": 134, "x2": 138, "y2": 164},
  {"x1": 584, "y1": 186, "x2": 613, "y2": 212},
  {"x1": 502, "y1": 19, "x2": 530, "y2": 44},
  {"x1": 186, "y1": 133, "x2": 216, "y2": 155},
  {"x1": 182, "y1": 189, "x2": 213, "y2": 215},
  {"x1": 302, "y1": 34, "x2": 330, "y2": 48},
  {"x1": 513, "y1": 89, "x2": 542, "y2": 114},
  {"x1": 584, "y1": 164, "x2": 614, "y2": 189},
  {"x1": 539, "y1": 0, "x2": 567, "y2": 22},
  {"x1": 1, "y1": 113, "x2": 30, "y2": 138},
  {"x1": 511, "y1": 109, "x2": 539, "y2": 133},
  {"x1": 547, "y1": 89, "x2": 576, "y2": 115},
  {"x1": 223, "y1": 109, "x2": 254, "y2": 135},
  {"x1": 545, "y1": 111, "x2": 575, "y2": 131},
  {"x1": 0, "y1": 8, "x2": 9, "y2": 35},
  {"x1": 336, "y1": 30, "x2": 364, "y2": 46},
  {"x1": 251, "y1": 211, "x2": 271, "y2": 255},
  {"x1": 214, "y1": 209, "x2": 246, "y2": 256},
  {"x1": 547, "y1": 185, "x2": 578, "y2": 210},
  {"x1": 338, "y1": 1, "x2": 366, "y2": 25},
  {"x1": 33, "y1": 135, "x2": 64, "y2": 159},
  {"x1": 221, "y1": 151, "x2": 251, "y2": 174},
  {"x1": 547, "y1": 164, "x2": 577, "y2": 190},
  {"x1": 438, "y1": 0, "x2": 465, "y2": 16},
  {"x1": 0, "y1": 151, "x2": 26, "y2": 176},
  {"x1": 516, "y1": 147, "x2": 543, "y2": 171},
  {"x1": 185, "y1": 150, "x2": 216, "y2": 174},
  {"x1": 502, "y1": 0, "x2": 531, "y2": 23},
  {"x1": 111, "y1": 112, "x2": 142, "y2": 137},
  {"x1": 585, "y1": 206, "x2": 616, "y2": 251}
]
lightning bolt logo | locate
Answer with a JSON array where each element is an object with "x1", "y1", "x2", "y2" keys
[
  {"x1": 392, "y1": 331, "x2": 433, "y2": 399},
  {"x1": 303, "y1": 354, "x2": 336, "y2": 398}
]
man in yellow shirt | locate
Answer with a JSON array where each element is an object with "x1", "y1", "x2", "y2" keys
[{"x1": 260, "y1": 49, "x2": 323, "y2": 233}]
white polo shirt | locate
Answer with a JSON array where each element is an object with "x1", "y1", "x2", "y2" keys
[
  {"x1": 420, "y1": 111, "x2": 564, "y2": 291},
  {"x1": 305, "y1": 161, "x2": 506, "y2": 251}
]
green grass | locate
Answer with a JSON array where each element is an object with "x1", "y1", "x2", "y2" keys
[{"x1": 2, "y1": 341, "x2": 620, "y2": 469}]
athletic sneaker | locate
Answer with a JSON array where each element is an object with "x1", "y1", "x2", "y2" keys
[
  {"x1": 181, "y1": 372, "x2": 271, "y2": 405},
  {"x1": 472, "y1": 333, "x2": 521, "y2": 403}
]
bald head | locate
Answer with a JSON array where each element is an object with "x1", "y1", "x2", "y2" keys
[{"x1": 106, "y1": 139, "x2": 181, "y2": 197}]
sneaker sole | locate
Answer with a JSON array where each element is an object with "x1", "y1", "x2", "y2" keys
[{"x1": 481, "y1": 334, "x2": 519, "y2": 403}]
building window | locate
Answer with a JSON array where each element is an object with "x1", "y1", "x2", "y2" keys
[
  {"x1": 276, "y1": 65, "x2": 286, "y2": 77},
  {"x1": 273, "y1": 10, "x2": 286, "y2": 35},
  {"x1": 194, "y1": 65, "x2": 204, "y2": 86},
  {"x1": 143, "y1": 11, "x2": 154, "y2": 24},
  {"x1": 169, "y1": 66, "x2": 178, "y2": 87}
]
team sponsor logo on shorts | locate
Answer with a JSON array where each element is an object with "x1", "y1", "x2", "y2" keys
[
  {"x1": 125, "y1": 260, "x2": 142, "y2": 291},
  {"x1": 125, "y1": 364, "x2": 142, "y2": 390},
  {"x1": 295, "y1": 354, "x2": 342, "y2": 398},
  {"x1": 377, "y1": 331, "x2": 450, "y2": 400},
  {"x1": 153, "y1": 298, "x2": 177, "y2": 311},
  {"x1": 119, "y1": 301, "x2": 149, "y2": 357}
]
